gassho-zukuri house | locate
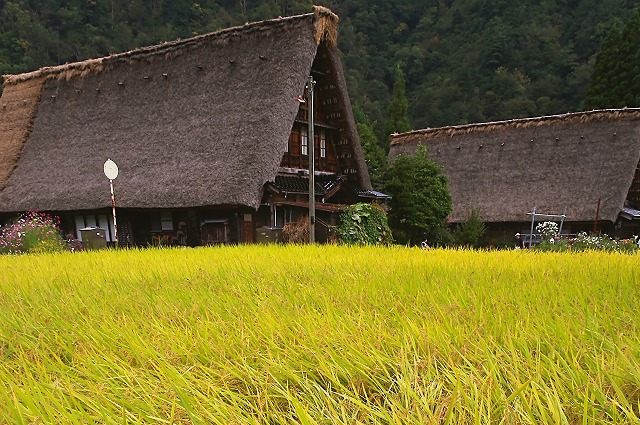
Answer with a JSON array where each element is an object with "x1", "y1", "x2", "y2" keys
[
  {"x1": 0, "y1": 6, "x2": 387, "y2": 246},
  {"x1": 390, "y1": 109, "x2": 640, "y2": 241}
]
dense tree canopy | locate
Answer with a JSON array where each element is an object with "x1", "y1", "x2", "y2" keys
[
  {"x1": 385, "y1": 64, "x2": 411, "y2": 147},
  {"x1": 353, "y1": 105, "x2": 386, "y2": 190},
  {"x1": 0, "y1": 0, "x2": 638, "y2": 136},
  {"x1": 384, "y1": 145, "x2": 451, "y2": 245},
  {"x1": 584, "y1": 8, "x2": 640, "y2": 109},
  {"x1": 339, "y1": 0, "x2": 638, "y2": 137}
]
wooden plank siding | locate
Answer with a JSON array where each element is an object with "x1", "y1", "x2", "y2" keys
[
  {"x1": 281, "y1": 123, "x2": 339, "y2": 172},
  {"x1": 280, "y1": 65, "x2": 355, "y2": 175}
]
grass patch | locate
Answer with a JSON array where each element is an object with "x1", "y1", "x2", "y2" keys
[{"x1": 0, "y1": 246, "x2": 638, "y2": 423}]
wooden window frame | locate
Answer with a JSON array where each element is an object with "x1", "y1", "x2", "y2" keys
[{"x1": 301, "y1": 126, "x2": 308, "y2": 156}]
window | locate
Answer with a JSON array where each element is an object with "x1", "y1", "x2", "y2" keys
[
  {"x1": 320, "y1": 130, "x2": 326, "y2": 158},
  {"x1": 161, "y1": 211, "x2": 174, "y2": 231},
  {"x1": 151, "y1": 211, "x2": 174, "y2": 232},
  {"x1": 301, "y1": 126, "x2": 308, "y2": 156}
]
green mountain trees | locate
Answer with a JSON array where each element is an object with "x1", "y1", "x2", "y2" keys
[
  {"x1": 584, "y1": 8, "x2": 640, "y2": 109},
  {"x1": 1, "y1": 0, "x2": 638, "y2": 133},
  {"x1": 385, "y1": 64, "x2": 411, "y2": 144},
  {"x1": 354, "y1": 105, "x2": 387, "y2": 190}
]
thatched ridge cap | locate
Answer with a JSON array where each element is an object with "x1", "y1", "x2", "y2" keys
[
  {"x1": 312, "y1": 5, "x2": 338, "y2": 47},
  {"x1": 2, "y1": 5, "x2": 337, "y2": 86},
  {"x1": 391, "y1": 108, "x2": 640, "y2": 146}
]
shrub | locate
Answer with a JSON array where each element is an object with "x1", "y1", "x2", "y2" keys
[
  {"x1": 337, "y1": 203, "x2": 393, "y2": 245},
  {"x1": 453, "y1": 208, "x2": 486, "y2": 248},
  {"x1": 0, "y1": 211, "x2": 67, "y2": 255},
  {"x1": 65, "y1": 235, "x2": 84, "y2": 252},
  {"x1": 536, "y1": 221, "x2": 559, "y2": 240},
  {"x1": 426, "y1": 225, "x2": 454, "y2": 248},
  {"x1": 384, "y1": 145, "x2": 451, "y2": 244},
  {"x1": 536, "y1": 231, "x2": 639, "y2": 253}
]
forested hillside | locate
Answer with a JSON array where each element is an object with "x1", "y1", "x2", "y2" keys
[{"x1": 0, "y1": 0, "x2": 638, "y2": 137}]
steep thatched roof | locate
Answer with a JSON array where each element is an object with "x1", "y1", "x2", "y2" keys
[
  {"x1": 390, "y1": 109, "x2": 640, "y2": 223},
  {"x1": 0, "y1": 6, "x2": 368, "y2": 213}
]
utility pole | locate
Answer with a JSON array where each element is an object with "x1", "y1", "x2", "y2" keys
[{"x1": 307, "y1": 76, "x2": 316, "y2": 243}]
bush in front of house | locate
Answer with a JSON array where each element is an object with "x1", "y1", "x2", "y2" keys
[
  {"x1": 453, "y1": 208, "x2": 487, "y2": 248},
  {"x1": 536, "y1": 221, "x2": 559, "y2": 240},
  {"x1": 536, "y1": 231, "x2": 639, "y2": 253},
  {"x1": 0, "y1": 211, "x2": 67, "y2": 255},
  {"x1": 337, "y1": 203, "x2": 393, "y2": 246},
  {"x1": 384, "y1": 145, "x2": 451, "y2": 245}
]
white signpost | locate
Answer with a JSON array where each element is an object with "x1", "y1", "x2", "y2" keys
[{"x1": 103, "y1": 159, "x2": 119, "y2": 246}]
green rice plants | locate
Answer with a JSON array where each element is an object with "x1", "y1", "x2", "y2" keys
[{"x1": 0, "y1": 246, "x2": 638, "y2": 423}]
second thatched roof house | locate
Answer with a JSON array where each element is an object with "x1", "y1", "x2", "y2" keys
[
  {"x1": 390, "y1": 109, "x2": 640, "y2": 241},
  {"x1": 0, "y1": 6, "x2": 383, "y2": 246}
]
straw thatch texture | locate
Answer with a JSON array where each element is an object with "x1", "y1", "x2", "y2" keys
[
  {"x1": 390, "y1": 109, "x2": 640, "y2": 223},
  {"x1": 323, "y1": 45, "x2": 372, "y2": 189},
  {"x1": 0, "y1": 9, "x2": 348, "y2": 212},
  {"x1": 312, "y1": 6, "x2": 338, "y2": 47},
  {"x1": 2, "y1": 7, "x2": 337, "y2": 87},
  {"x1": 0, "y1": 77, "x2": 45, "y2": 191}
]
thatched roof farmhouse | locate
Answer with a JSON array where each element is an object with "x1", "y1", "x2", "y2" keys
[
  {"x1": 390, "y1": 109, "x2": 640, "y2": 239},
  {"x1": 0, "y1": 6, "x2": 376, "y2": 245}
]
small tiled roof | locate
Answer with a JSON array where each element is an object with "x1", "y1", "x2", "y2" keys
[
  {"x1": 272, "y1": 174, "x2": 341, "y2": 196},
  {"x1": 621, "y1": 206, "x2": 640, "y2": 220},
  {"x1": 275, "y1": 199, "x2": 346, "y2": 212},
  {"x1": 350, "y1": 186, "x2": 392, "y2": 199}
]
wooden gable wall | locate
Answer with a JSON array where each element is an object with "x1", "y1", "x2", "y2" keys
[
  {"x1": 280, "y1": 44, "x2": 360, "y2": 179},
  {"x1": 628, "y1": 160, "x2": 640, "y2": 207}
]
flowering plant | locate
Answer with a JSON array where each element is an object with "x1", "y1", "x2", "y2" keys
[
  {"x1": 536, "y1": 231, "x2": 639, "y2": 253},
  {"x1": 0, "y1": 211, "x2": 66, "y2": 255},
  {"x1": 536, "y1": 221, "x2": 559, "y2": 239}
]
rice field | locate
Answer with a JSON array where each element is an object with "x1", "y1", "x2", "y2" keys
[{"x1": 0, "y1": 245, "x2": 639, "y2": 424}]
